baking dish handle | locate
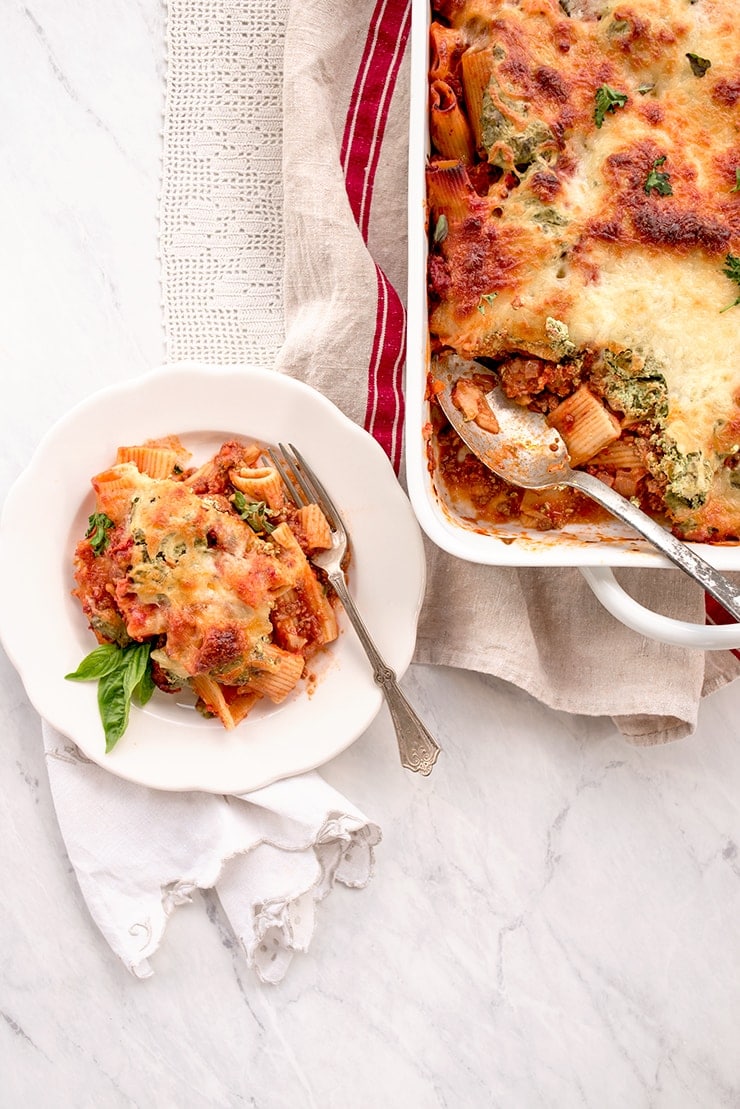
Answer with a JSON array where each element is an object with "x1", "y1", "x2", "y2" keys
[{"x1": 579, "y1": 565, "x2": 740, "y2": 650}]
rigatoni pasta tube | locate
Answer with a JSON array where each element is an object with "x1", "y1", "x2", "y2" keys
[
  {"x1": 426, "y1": 161, "x2": 478, "y2": 221},
  {"x1": 460, "y1": 48, "x2": 493, "y2": 151},
  {"x1": 230, "y1": 465, "x2": 286, "y2": 510},
  {"x1": 296, "y1": 503, "x2": 332, "y2": 550},
  {"x1": 547, "y1": 386, "x2": 621, "y2": 468},
  {"x1": 246, "y1": 643, "x2": 306, "y2": 702},
  {"x1": 115, "y1": 445, "x2": 179, "y2": 480},
  {"x1": 429, "y1": 22, "x2": 465, "y2": 86},
  {"x1": 91, "y1": 464, "x2": 143, "y2": 524},
  {"x1": 271, "y1": 523, "x2": 339, "y2": 645},
  {"x1": 191, "y1": 675, "x2": 236, "y2": 729},
  {"x1": 430, "y1": 80, "x2": 475, "y2": 164}
]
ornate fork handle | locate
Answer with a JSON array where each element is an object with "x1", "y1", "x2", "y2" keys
[{"x1": 326, "y1": 568, "x2": 441, "y2": 775}]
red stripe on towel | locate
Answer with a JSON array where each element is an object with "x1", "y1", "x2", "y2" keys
[
  {"x1": 705, "y1": 595, "x2": 740, "y2": 660},
  {"x1": 341, "y1": 0, "x2": 411, "y2": 238},
  {"x1": 341, "y1": 0, "x2": 410, "y2": 471},
  {"x1": 365, "y1": 266, "x2": 406, "y2": 469}
]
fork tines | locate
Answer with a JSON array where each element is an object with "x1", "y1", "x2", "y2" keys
[{"x1": 268, "y1": 444, "x2": 338, "y2": 531}]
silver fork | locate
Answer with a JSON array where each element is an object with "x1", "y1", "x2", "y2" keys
[{"x1": 269, "y1": 443, "x2": 441, "y2": 776}]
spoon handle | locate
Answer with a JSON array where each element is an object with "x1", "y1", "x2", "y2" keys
[{"x1": 568, "y1": 470, "x2": 740, "y2": 622}]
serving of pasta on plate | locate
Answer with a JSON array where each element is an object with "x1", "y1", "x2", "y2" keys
[{"x1": 68, "y1": 436, "x2": 342, "y2": 751}]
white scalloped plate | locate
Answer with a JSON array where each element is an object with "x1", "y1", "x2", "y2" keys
[{"x1": 0, "y1": 364, "x2": 426, "y2": 792}]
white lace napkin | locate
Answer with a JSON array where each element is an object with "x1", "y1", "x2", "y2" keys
[
  {"x1": 160, "y1": 0, "x2": 288, "y2": 368},
  {"x1": 44, "y1": 724, "x2": 380, "y2": 982}
]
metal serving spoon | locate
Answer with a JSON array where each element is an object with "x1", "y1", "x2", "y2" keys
[{"x1": 433, "y1": 352, "x2": 740, "y2": 622}]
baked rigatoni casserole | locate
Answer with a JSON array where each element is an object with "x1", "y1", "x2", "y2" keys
[{"x1": 425, "y1": 0, "x2": 740, "y2": 542}]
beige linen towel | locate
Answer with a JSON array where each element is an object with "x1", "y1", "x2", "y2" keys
[{"x1": 161, "y1": 0, "x2": 740, "y2": 744}]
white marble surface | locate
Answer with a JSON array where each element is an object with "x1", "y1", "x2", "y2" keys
[{"x1": 2, "y1": 3, "x2": 740, "y2": 1106}]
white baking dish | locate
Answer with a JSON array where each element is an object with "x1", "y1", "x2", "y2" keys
[{"x1": 404, "y1": 0, "x2": 740, "y2": 649}]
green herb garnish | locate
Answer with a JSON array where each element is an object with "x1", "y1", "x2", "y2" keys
[
  {"x1": 232, "y1": 492, "x2": 276, "y2": 534},
  {"x1": 637, "y1": 83, "x2": 655, "y2": 96},
  {"x1": 594, "y1": 85, "x2": 628, "y2": 128},
  {"x1": 433, "y1": 213, "x2": 448, "y2": 245},
  {"x1": 720, "y1": 254, "x2": 740, "y2": 313},
  {"x1": 66, "y1": 642, "x2": 154, "y2": 752},
  {"x1": 686, "y1": 53, "x2": 711, "y2": 78},
  {"x1": 477, "y1": 292, "x2": 498, "y2": 314},
  {"x1": 644, "y1": 156, "x2": 673, "y2": 197},
  {"x1": 85, "y1": 512, "x2": 114, "y2": 556},
  {"x1": 731, "y1": 168, "x2": 740, "y2": 194}
]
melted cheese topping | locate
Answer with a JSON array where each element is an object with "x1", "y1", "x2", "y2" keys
[
  {"x1": 428, "y1": 0, "x2": 740, "y2": 539},
  {"x1": 118, "y1": 476, "x2": 294, "y2": 679}
]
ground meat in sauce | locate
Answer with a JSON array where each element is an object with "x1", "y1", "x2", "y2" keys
[
  {"x1": 436, "y1": 419, "x2": 608, "y2": 528},
  {"x1": 272, "y1": 588, "x2": 325, "y2": 653},
  {"x1": 431, "y1": 358, "x2": 663, "y2": 530},
  {"x1": 497, "y1": 355, "x2": 581, "y2": 403},
  {"x1": 185, "y1": 441, "x2": 258, "y2": 495}
]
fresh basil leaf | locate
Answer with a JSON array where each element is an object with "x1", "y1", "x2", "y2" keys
[
  {"x1": 98, "y1": 668, "x2": 131, "y2": 753},
  {"x1": 123, "y1": 643, "x2": 152, "y2": 703},
  {"x1": 117, "y1": 646, "x2": 154, "y2": 748},
  {"x1": 67, "y1": 641, "x2": 153, "y2": 751},
  {"x1": 65, "y1": 643, "x2": 122, "y2": 681},
  {"x1": 135, "y1": 664, "x2": 156, "y2": 706}
]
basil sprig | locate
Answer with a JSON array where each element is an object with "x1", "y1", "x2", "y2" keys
[
  {"x1": 644, "y1": 156, "x2": 673, "y2": 197},
  {"x1": 66, "y1": 642, "x2": 154, "y2": 752},
  {"x1": 85, "y1": 512, "x2": 114, "y2": 556},
  {"x1": 232, "y1": 491, "x2": 276, "y2": 534},
  {"x1": 594, "y1": 85, "x2": 628, "y2": 128},
  {"x1": 720, "y1": 253, "x2": 740, "y2": 314}
]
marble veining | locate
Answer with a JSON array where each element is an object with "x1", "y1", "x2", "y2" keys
[{"x1": 2, "y1": 2, "x2": 740, "y2": 1106}]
